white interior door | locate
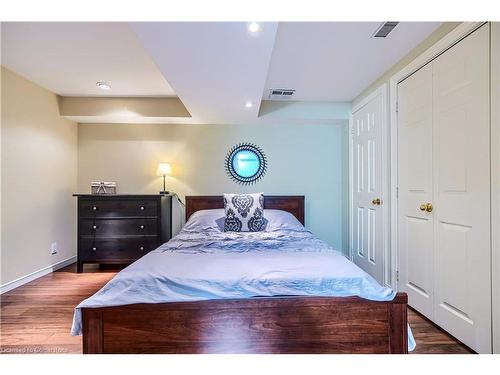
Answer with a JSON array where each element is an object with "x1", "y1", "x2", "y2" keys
[
  {"x1": 432, "y1": 24, "x2": 491, "y2": 353},
  {"x1": 398, "y1": 24, "x2": 491, "y2": 353},
  {"x1": 351, "y1": 88, "x2": 386, "y2": 285},
  {"x1": 397, "y1": 62, "x2": 435, "y2": 318}
]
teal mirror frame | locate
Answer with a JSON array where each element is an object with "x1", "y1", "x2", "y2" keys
[{"x1": 225, "y1": 143, "x2": 267, "y2": 185}]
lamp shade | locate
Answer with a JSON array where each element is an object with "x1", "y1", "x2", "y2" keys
[{"x1": 156, "y1": 163, "x2": 172, "y2": 177}]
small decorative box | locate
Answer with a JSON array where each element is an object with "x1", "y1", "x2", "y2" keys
[{"x1": 91, "y1": 182, "x2": 117, "y2": 195}]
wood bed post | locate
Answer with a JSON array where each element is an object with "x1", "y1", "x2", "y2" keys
[
  {"x1": 82, "y1": 309, "x2": 103, "y2": 354},
  {"x1": 389, "y1": 293, "x2": 408, "y2": 354}
]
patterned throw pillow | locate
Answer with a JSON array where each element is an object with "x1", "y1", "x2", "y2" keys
[{"x1": 223, "y1": 193, "x2": 266, "y2": 232}]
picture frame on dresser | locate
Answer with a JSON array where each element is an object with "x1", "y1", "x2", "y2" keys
[{"x1": 73, "y1": 194, "x2": 172, "y2": 273}]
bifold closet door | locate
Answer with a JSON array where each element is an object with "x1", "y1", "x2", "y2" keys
[
  {"x1": 398, "y1": 63, "x2": 435, "y2": 319},
  {"x1": 398, "y1": 24, "x2": 491, "y2": 353},
  {"x1": 432, "y1": 25, "x2": 491, "y2": 353}
]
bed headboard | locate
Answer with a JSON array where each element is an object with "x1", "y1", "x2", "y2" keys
[{"x1": 185, "y1": 195, "x2": 305, "y2": 225}]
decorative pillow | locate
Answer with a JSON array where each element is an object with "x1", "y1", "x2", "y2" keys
[
  {"x1": 217, "y1": 215, "x2": 268, "y2": 232},
  {"x1": 223, "y1": 193, "x2": 266, "y2": 232}
]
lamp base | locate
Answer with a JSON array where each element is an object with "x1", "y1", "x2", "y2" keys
[{"x1": 159, "y1": 191, "x2": 170, "y2": 195}]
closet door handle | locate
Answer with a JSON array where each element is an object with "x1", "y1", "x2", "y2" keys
[
  {"x1": 372, "y1": 198, "x2": 382, "y2": 205},
  {"x1": 420, "y1": 203, "x2": 433, "y2": 212}
]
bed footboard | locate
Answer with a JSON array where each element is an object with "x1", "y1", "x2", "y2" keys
[{"x1": 82, "y1": 293, "x2": 408, "y2": 354}]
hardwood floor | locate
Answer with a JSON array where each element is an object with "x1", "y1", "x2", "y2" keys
[
  {"x1": 408, "y1": 309, "x2": 474, "y2": 354},
  {"x1": 0, "y1": 263, "x2": 474, "y2": 354}
]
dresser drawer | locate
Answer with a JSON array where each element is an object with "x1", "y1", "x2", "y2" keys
[
  {"x1": 75, "y1": 194, "x2": 172, "y2": 272},
  {"x1": 80, "y1": 199, "x2": 158, "y2": 218},
  {"x1": 79, "y1": 237, "x2": 159, "y2": 261},
  {"x1": 80, "y1": 219, "x2": 158, "y2": 236}
]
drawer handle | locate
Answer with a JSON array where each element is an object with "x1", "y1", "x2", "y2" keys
[
  {"x1": 139, "y1": 225, "x2": 145, "y2": 229},
  {"x1": 140, "y1": 206, "x2": 145, "y2": 211},
  {"x1": 92, "y1": 206, "x2": 98, "y2": 211},
  {"x1": 92, "y1": 247, "x2": 97, "y2": 251},
  {"x1": 139, "y1": 246, "x2": 144, "y2": 251},
  {"x1": 92, "y1": 225, "x2": 97, "y2": 230}
]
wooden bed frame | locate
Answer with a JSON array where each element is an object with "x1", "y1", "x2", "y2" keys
[{"x1": 82, "y1": 195, "x2": 408, "y2": 354}]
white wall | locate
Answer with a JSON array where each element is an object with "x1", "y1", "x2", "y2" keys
[
  {"x1": 351, "y1": 22, "x2": 499, "y2": 352},
  {"x1": 77, "y1": 122, "x2": 349, "y2": 252},
  {"x1": 349, "y1": 24, "x2": 461, "y2": 289},
  {"x1": 1, "y1": 67, "x2": 78, "y2": 286},
  {"x1": 491, "y1": 22, "x2": 500, "y2": 355}
]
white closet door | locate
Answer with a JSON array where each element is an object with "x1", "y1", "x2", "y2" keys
[
  {"x1": 432, "y1": 24, "x2": 491, "y2": 353},
  {"x1": 398, "y1": 24, "x2": 491, "y2": 353},
  {"x1": 397, "y1": 63, "x2": 435, "y2": 318},
  {"x1": 351, "y1": 90, "x2": 385, "y2": 284}
]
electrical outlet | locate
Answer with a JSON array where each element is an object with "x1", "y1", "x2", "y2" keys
[{"x1": 51, "y1": 242, "x2": 58, "y2": 255}]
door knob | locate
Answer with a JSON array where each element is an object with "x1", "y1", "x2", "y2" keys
[
  {"x1": 372, "y1": 198, "x2": 382, "y2": 205},
  {"x1": 420, "y1": 203, "x2": 433, "y2": 212}
]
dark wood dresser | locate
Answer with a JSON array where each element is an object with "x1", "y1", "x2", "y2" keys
[{"x1": 73, "y1": 194, "x2": 172, "y2": 272}]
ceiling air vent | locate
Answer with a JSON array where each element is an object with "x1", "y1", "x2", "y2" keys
[
  {"x1": 373, "y1": 22, "x2": 399, "y2": 38},
  {"x1": 268, "y1": 88, "x2": 296, "y2": 100}
]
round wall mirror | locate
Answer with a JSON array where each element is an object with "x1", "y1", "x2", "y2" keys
[{"x1": 225, "y1": 143, "x2": 267, "y2": 185}]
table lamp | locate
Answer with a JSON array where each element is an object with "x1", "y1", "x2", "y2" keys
[{"x1": 156, "y1": 163, "x2": 172, "y2": 195}]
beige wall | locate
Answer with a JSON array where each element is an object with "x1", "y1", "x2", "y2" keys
[
  {"x1": 78, "y1": 122, "x2": 349, "y2": 252},
  {"x1": 1, "y1": 67, "x2": 78, "y2": 286},
  {"x1": 58, "y1": 96, "x2": 190, "y2": 118}
]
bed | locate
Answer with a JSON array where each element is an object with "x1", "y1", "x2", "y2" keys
[{"x1": 74, "y1": 195, "x2": 411, "y2": 354}]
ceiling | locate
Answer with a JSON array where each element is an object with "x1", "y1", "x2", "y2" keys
[
  {"x1": 1, "y1": 22, "x2": 175, "y2": 96},
  {"x1": 1, "y1": 21, "x2": 443, "y2": 123},
  {"x1": 131, "y1": 22, "x2": 278, "y2": 124},
  {"x1": 264, "y1": 22, "x2": 441, "y2": 101}
]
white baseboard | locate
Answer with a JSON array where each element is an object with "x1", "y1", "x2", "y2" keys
[{"x1": 0, "y1": 256, "x2": 76, "y2": 294}]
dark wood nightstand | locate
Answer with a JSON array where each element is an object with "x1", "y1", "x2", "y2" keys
[{"x1": 73, "y1": 194, "x2": 172, "y2": 273}]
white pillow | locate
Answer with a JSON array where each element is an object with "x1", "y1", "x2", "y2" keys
[
  {"x1": 223, "y1": 193, "x2": 266, "y2": 232},
  {"x1": 184, "y1": 209, "x2": 224, "y2": 231},
  {"x1": 264, "y1": 209, "x2": 304, "y2": 231}
]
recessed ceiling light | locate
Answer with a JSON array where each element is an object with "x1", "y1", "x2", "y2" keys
[
  {"x1": 245, "y1": 101, "x2": 253, "y2": 108},
  {"x1": 248, "y1": 22, "x2": 261, "y2": 33},
  {"x1": 96, "y1": 81, "x2": 111, "y2": 90}
]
